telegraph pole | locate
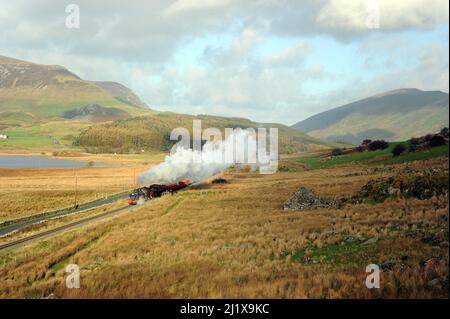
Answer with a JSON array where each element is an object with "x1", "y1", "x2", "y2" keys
[
  {"x1": 133, "y1": 163, "x2": 136, "y2": 189},
  {"x1": 74, "y1": 168, "x2": 78, "y2": 209}
]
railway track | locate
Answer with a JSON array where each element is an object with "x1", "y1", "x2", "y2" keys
[
  {"x1": 0, "y1": 192, "x2": 129, "y2": 237},
  {"x1": 0, "y1": 181, "x2": 195, "y2": 254},
  {"x1": 0, "y1": 204, "x2": 134, "y2": 254}
]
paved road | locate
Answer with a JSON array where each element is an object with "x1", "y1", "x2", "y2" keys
[{"x1": 0, "y1": 192, "x2": 129, "y2": 237}]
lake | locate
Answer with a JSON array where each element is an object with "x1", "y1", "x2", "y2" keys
[{"x1": 0, "y1": 155, "x2": 108, "y2": 169}]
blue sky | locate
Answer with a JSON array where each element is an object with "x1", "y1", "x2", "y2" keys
[{"x1": 0, "y1": 0, "x2": 448, "y2": 124}]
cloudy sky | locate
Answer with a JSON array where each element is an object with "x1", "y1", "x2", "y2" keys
[{"x1": 0, "y1": 0, "x2": 448, "y2": 124}]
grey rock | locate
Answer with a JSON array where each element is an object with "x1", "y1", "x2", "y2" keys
[
  {"x1": 378, "y1": 260, "x2": 397, "y2": 271},
  {"x1": 439, "y1": 241, "x2": 449, "y2": 248},
  {"x1": 422, "y1": 235, "x2": 441, "y2": 245},
  {"x1": 362, "y1": 237, "x2": 378, "y2": 245},
  {"x1": 427, "y1": 278, "x2": 440, "y2": 287},
  {"x1": 283, "y1": 187, "x2": 342, "y2": 210},
  {"x1": 345, "y1": 235, "x2": 366, "y2": 243}
]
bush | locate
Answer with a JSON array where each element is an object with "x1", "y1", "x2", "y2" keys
[
  {"x1": 440, "y1": 127, "x2": 449, "y2": 138},
  {"x1": 368, "y1": 140, "x2": 389, "y2": 151},
  {"x1": 409, "y1": 137, "x2": 421, "y2": 146},
  {"x1": 392, "y1": 143, "x2": 407, "y2": 157},
  {"x1": 423, "y1": 134, "x2": 434, "y2": 143},
  {"x1": 356, "y1": 145, "x2": 365, "y2": 152},
  {"x1": 428, "y1": 134, "x2": 446, "y2": 147},
  {"x1": 408, "y1": 137, "x2": 420, "y2": 152},
  {"x1": 331, "y1": 148, "x2": 344, "y2": 156}
]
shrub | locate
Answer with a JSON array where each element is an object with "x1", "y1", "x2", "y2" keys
[
  {"x1": 331, "y1": 148, "x2": 344, "y2": 156},
  {"x1": 409, "y1": 137, "x2": 421, "y2": 146},
  {"x1": 423, "y1": 134, "x2": 434, "y2": 143},
  {"x1": 440, "y1": 127, "x2": 449, "y2": 138},
  {"x1": 361, "y1": 139, "x2": 372, "y2": 145},
  {"x1": 408, "y1": 137, "x2": 420, "y2": 152},
  {"x1": 428, "y1": 135, "x2": 446, "y2": 147},
  {"x1": 392, "y1": 143, "x2": 407, "y2": 157},
  {"x1": 368, "y1": 140, "x2": 389, "y2": 151}
]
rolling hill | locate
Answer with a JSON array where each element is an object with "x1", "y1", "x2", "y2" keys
[
  {"x1": 292, "y1": 89, "x2": 449, "y2": 144},
  {"x1": 93, "y1": 81, "x2": 149, "y2": 109},
  {"x1": 0, "y1": 55, "x2": 151, "y2": 122},
  {"x1": 0, "y1": 55, "x2": 330, "y2": 153},
  {"x1": 77, "y1": 112, "x2": 332, "y2": 154}
]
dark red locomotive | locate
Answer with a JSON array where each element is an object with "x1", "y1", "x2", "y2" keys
[{"x1": 128, "y1": 179, "x2": 190, "y2": 205}]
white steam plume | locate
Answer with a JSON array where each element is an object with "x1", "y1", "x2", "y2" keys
[{"x1": 137, "y1": 129, "x2": 262, "y2": 186}]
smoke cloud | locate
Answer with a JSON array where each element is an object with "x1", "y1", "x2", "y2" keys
[{"x1": 137, "y1": 129, "x2": 267, "y2": 186}]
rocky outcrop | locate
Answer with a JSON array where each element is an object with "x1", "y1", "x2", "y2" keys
[{"x1": 283, "y1": 187, "x2": 342, "y2": 210}]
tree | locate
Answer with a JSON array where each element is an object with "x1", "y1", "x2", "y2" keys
[
  {"x1": 392, "y1": 143, "x2": 406, "y2": 156},
  {"x1": 428, "y1": 135, "x2": 446, "y2": 147},
  {"x1": 331, "y1": 148, "x2": 344, "y2": 156},
  {"x1": 368, "y1": 140, "x2": 389, "y2": 151},
  {"x1": 423, "y1": 134, "x2": 434, "y2": 143}
]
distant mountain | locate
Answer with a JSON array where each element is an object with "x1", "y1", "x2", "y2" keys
[
  {"x1": 0, "y1": 55, "x2": 331, "y2": 153},
  {"x1": 62, "y1": 103, "x2": 130, "y2": 122},
  {"x1": 94, "y1": 81, "x2": 148, "y2": 109},
  {"x1": 292, "y1": 89, "x2": 449, "y2": 144},
  {"x1": 0, "y1": 55, "x2": 151, "y2": 121}
]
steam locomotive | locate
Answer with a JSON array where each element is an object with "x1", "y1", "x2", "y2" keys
[{"x1": 128, "y1": 179, "x2": 190, "y2": 205}]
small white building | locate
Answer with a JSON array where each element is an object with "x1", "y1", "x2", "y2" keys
[{"x1": 0, "y1": 134, "x2": 8, "y2": 140}]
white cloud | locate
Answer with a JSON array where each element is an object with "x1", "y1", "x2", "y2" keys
[
  {"x1": 316, "y1": 0, "x2": 449, "y2": 33},
  {"x1": 263, "y1": 43, "x2": 310, "y2": 67},
  {"x1": 164, "y1": 0, "x2": 234, "y2": 17},
  {"x1": 0, "y1": 0, "x2": 448, "y2": 125}
]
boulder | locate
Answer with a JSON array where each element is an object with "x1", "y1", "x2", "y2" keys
[{"x1": 283, "y1": 187, "x2": 342, "y2": 210}]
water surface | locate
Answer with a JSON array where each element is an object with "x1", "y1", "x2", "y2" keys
[{"x1": 0, "y1": 155, "x2": 107, "y2": 169}]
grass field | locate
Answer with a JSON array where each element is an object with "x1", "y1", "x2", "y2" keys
[
  {"x1": 298, "y1": 143, "x2": 449, "y2": 169},
  {"x1": 0, "y1": 154, "x2": 447, "y2": 298},
  {"x1": 0, "y1": 152, "x2": 163, "y2": 222},
  {"x1": 0, "y1": 129, "x2": 55, "y2": 148},
  {"x1": 382, "y1": 145, "x2": 449, "y2": 165},
  {"x1": 0, "y1": 120, "x2": 95, "y2": 148}
]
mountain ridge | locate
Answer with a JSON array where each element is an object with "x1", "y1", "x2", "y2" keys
[
  {"x1": 0, "y1": 55, "x2": 150, "y2": 120},
  {"x1": 292, "y1": 88, "x2": 449, "y2": 144},
  {"x1": 0, "y1": 55, "x2": 330, "y2": 153}
]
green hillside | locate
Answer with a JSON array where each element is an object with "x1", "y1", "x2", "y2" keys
[
  {"x1": 298, "y1": 134, "x2": 449, "y2": 170},
  {"x1": 77, "y1": 112, "x2": 333, "y2": 154},
  {"x1": 292, "y1": 89, "x2": 449, "y2": 144},
  {"x1": 0, "y1": 55, "x2": 331, "y2": 153},
  {"x1": 0, "y1": 55, "x2": 152, "y2": 120}
]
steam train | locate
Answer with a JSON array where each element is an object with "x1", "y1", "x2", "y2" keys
[{"x1": 128, "y1": 179, "x2": 190, "y2": 205}]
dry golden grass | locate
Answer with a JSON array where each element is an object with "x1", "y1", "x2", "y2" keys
[
  {"x1": 0, "y1": 152, "x2": 160, "y2": 222},
  {"x1": 0, "y1": 157, "x2": 448, "y2": 298},
  {"x1": 0, "y1": 199, "x2": 128, "y2": 246}
]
